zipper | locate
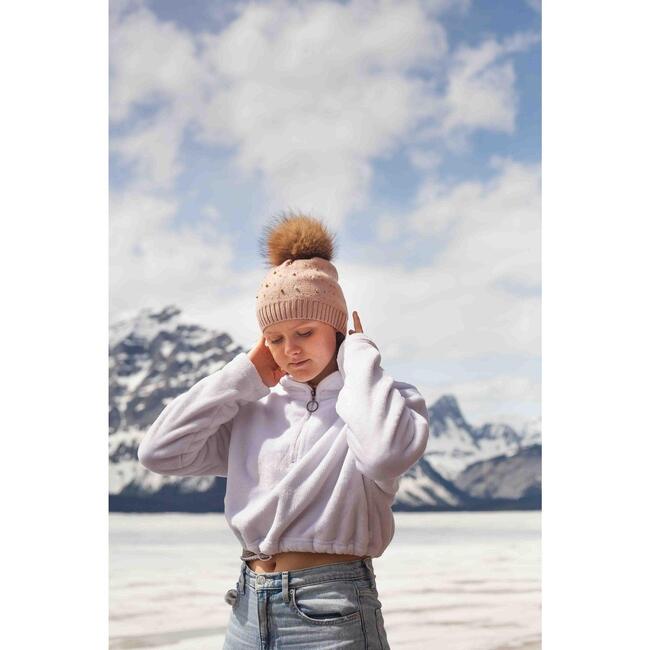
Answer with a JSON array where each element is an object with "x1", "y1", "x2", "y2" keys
[
  {"x1": 306, "y1": 384, "x2": 319, "y2": 413},
  {"x1": 289, "y1": 385, "x2": 319, "y2": 464}
]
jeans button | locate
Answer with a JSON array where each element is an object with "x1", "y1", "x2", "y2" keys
[{"x1": 256, "y1": 575, "x2": 265, "y2": 586}]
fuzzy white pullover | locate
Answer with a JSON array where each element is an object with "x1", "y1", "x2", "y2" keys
[{"x1": 137, "y1": 332, "x2": 430, "y2": 560}]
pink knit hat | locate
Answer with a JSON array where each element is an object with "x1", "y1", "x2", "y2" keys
[{"x1": 255, "y1": 212, "x2": 348, "y2": 336}]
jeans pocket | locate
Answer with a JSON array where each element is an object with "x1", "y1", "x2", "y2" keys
[{"x1": 288, "y1": 581, "x2": 362, "y2": 626}]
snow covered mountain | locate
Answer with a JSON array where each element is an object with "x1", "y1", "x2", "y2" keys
[
  {"x1": 453, "y1": 444, "x2": 541, "y2": 508},
  {"x1": 393, "y1": 455, "x2": 470, "y2": 511},
  {"x1": 109, "y1": 306, "x2": 541, "y2": 512},
  {"x1": 109, "y1": 305, "x2": 245, "y2": 501},
  {"x1": 424, "y1": 395, "x2": 541, "y2": 481},
  {"x1": 393, "y1": 444, "x2": 541, "y2": 511}
]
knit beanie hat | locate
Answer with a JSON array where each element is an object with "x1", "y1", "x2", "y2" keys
[{"x1": 255, "y1": 212, "x2": 348, "y2": 336}]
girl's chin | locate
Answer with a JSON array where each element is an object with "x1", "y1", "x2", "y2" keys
[{"x1": 289, "y1": 369, "x2": 313, "y2": 378}]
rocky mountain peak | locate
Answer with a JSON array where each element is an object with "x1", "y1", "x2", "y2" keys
[{"x1": 428, "y1": 394, "x2": 471, "y2": 434}]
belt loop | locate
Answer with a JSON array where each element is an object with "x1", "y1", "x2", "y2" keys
[
  {"x1": 238, "y1": 563, "x2": 246, "y2": 594},
  {"x1": 282, "y1": 571, "x2": 290, "y2": 604},
  {"x1": 363, "y1": 556, "x2": 376, "y2": 591}
]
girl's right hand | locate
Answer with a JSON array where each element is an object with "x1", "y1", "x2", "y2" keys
[{"x1": 247, "y1": 334, "x2": 288, "y2": 387}]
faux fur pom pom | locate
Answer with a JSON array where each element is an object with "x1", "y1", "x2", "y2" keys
[{"x1": 258, "y1": 210, "x2": 337, "y2": 267}]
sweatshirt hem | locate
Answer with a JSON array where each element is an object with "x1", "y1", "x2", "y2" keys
[{"x1": 240, "y1": 537, "x2": 374, "y2": 561}]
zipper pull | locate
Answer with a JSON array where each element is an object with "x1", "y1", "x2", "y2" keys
[{"x1": 306, "y1": 385, "x2": 319, "y2": 412}]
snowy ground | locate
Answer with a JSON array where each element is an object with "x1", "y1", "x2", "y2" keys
[{"x1": 109, "y1": 511, "x2": 540, "y2": 649}]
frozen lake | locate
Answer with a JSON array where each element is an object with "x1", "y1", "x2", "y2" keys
[{"x1": 109, "y1": 511, "x2": 540, "y2": 649}]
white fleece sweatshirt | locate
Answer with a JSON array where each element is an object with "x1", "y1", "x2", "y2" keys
[{"x1": 137, "y1": 332, "x2": 430, "y2": 560}]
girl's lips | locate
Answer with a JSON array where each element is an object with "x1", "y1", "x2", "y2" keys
[{"x1": 290, "y1": 359, "x2": 309, "y2": 367}]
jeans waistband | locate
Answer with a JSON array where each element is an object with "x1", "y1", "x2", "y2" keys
[{"x1": 237, "y1": 556, "x2": 376, "y2": 598}]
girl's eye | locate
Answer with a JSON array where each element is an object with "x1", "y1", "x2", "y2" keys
[{"x1": 269, "y1": 330, "x2": 312, "y2": 345}]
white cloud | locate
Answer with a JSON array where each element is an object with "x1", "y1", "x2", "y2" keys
[
  {"x1": 109, "y1": 3, "x2": 203, "y2": 124},
  {"x1": 410, "y1": 157, "x2": 541, "y2": 290},
  {"x1": 193, "y1": 0, "x2": 448, "y2": 226},
  {"x1": 440, "y1": 31, "x2": 539, "y2": 135},
  {"x1": 200, "y1": 204, "x2": 221, "y2": 221},
  {"x1": 109, "y1": 1, "x2": 537, "y2": 219},
  {"x1": 525, "y1": 0, "x2": 542, "y2": 14},
  {"x1": 335, "y1": 256, "x2": 539, "y2": 364},
  {"x1": 109, "y1": 189, "x2": 237, "y2": 322},
  {"x1": 377, "y1": 213, "x2": 402, "y2": 243},
  {"x1": 109, "y1": 0, "x2": 450, "y2": 206},
  {"x1": 407, "y1": 147, "x2": 442, "y2": 171},
  {"x1": 328, "y1": 158, "x2": 541, "y2": 364},
  {"x1": 324, "y1": 245, "x2": 540, "y2": 423},
  {"x1": 418, "y1": 374, "x2": 541, "y2": 429},
  {"x1": 110, "y1": 105, "x2": 191, "y2": 191}
]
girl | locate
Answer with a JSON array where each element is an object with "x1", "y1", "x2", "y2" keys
[{"x1": 138, "y1": 213, "x2": 431, "y2": 649}]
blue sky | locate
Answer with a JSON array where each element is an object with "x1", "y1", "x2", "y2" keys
[{"x1": 109, "y1": 0, "x2": 541, "y2": 429}]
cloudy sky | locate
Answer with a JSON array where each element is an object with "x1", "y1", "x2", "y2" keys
[{"x1": 109, "y1": 0, "x2": 541, "y2": 429}]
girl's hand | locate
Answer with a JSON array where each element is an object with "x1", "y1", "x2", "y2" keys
[
  {"x1": 247, "y1": 334, "x2": 288, "y2": 387},
  {"x1": 348, "y1": 310, "x2": 364, "y2": 335}
]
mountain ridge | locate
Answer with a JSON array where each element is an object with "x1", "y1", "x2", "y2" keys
[{"x1": 108, "y1": 305, "x2": 541, "y2": 512}]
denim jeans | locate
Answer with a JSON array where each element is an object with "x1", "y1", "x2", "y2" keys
[{"x1": 223, "y1": 556, "x2": 390, "y2": 649}]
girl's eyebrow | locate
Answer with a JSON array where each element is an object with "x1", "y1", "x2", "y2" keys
[{"x1": 265, "y1": 322, "x2": 317, "y2": 336}]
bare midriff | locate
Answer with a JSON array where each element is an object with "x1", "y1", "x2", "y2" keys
[{"x1": 246, "y1": 551, "x2": 366, "y2": 574}]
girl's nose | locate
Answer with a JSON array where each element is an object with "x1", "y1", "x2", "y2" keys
[{"x1": 284, "y1": 342, "x2": 302, "y2": 356}]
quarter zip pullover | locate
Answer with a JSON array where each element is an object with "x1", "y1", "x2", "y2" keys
[{"x1": 137, "y1": 332, "x2": 430, "y2": 561}]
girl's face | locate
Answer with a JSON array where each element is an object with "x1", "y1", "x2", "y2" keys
[{"x1": 263, "y1": 319, "x2": 339, "y2": 386}]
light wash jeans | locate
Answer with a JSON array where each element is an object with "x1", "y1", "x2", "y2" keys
[{"x1": 223, "y1": 556, "x2": 390, "y2": 649}]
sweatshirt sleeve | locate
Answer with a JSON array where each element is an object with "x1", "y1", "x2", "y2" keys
[
  {"x1": 335, "y1": 332, "x2": 430, "y2": 482},
  {"x1": 137, "y1": 351, "x2": 270, "y2": 477}
]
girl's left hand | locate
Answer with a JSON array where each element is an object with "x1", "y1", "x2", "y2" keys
[{"x1": 348, "y1": 310, "x2": 364, "y2": 335}]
